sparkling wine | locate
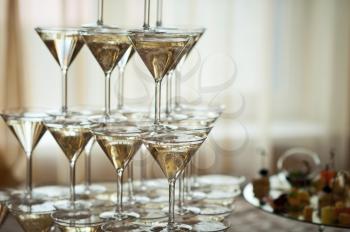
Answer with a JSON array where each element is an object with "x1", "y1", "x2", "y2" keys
[
  {"x1": 15, "y1": 213, "x2": 53, "y2": 232},
  {"x1": 46, "y1": 121, "x2": 93, "y2": 162},
  {"x1": 130, "y1": 36, "x2": 189, "y2": 81},
  {"x1": 94, "y1": 129, "x2": 142, "y2": 171},
  {"x1": 82, "y1": 34, "x2": 131, "y2": 74},
  {"x1": 36, "y1": 29, "x2": 84, "y2": 70},
  {"x1": 2, "y1": 117, "x2": 46, "y2": 154},
  {"x1": 144, "y1": 134, "x2": 203, "y2": 180}
]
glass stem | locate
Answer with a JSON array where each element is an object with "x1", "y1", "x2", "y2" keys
[
  {"x1": 115, "y1": 169, "x2": 124, "y2": 217},
  {"x1": 61, "y1": 68, "x2": 68, "y2": 114},
  {"x1": 168, "y1": 179, "x2": 176, "y2": 229},
  {"x1": 143, "y1": 0, "x2": 150, "y2": 29},
  {"x1": 84, "y1": 139, "x2": 94, "y2": 188},
  {"x1": 25, "y1": 151, "x2": 33, "y2": 198},
  {"x1": 165, "y1": 72, "x2": 174, "y2": 116},
  {"x1": 140, "y1": 149, "x2": 147, "y2": 190},
  {"x1": 127, "y1": 162, "x2": 135, "y2": 204},
  {"x1": 105, "y1": 72, "x2": 112, "y2": 117},
  {"x1": 186, "y1": 162, "x2": 193, "y2": 195},
  {"x1": 154, "y1": 81, "x2": 162, "y2": 125},
  {"x1": 193, "y1": 154, "x2": 199, "y2": 187},
  {"x1": 156, "y1": 0, "x2": 163, "y2": 27},
  {"x1": 117, "y1": 68, "x2": 125, "y2": 110},
  {"x1": 178, "y1": 171, "x2": 185, "y2": 211},
  {"x1": 97, "y1": 0, "x2": 104, "y2": 25},
  {"x1": 70, "y1": 161, "x2": 76, "y2": 204},
  {"x1": 175, "y1": 69, "x2": 181, "y2": 109}
]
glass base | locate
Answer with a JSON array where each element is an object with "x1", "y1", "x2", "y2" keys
[
  {"x1": 54, "y1": 200, "x2": 93, "y2": 211},
  {"x1": 185, "y1": 191, "x2": 206, "y2": 202},
  {"x1": 124, "y1": 195, "x2": 151, "y2": 205},
  {"x1": 196, "y1": 204, "x2": 234, "y2": 216},
  {"x1": 102, "y1": 220, "x2": 152, "y2": 232},
  {"x1": 75, "y1": 184, "x2": 107, "y2": 196},
  {"x1": 89, "y1": 114, "x2": 127, "y2": 124},
  {"x1": 151, "y1": 222, "x2": 192, "y2": 232},
  {"x1": 132, "y1": 208, "x2": 167, "y2": 221},
  {"x1": 191, "y1": 221, "x2": 230, "y2": 232},
  {"x1": 162, "y1": 206, "x2": 200, "y2": 216},
  {"x1": 163, "y1": 113, "x2": 189, "y2": 122},
  {"x1": 99, "y1": 210, "x2": 139, "y2": 221}
]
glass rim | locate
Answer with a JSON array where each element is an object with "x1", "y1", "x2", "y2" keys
[
  {"x1": 52, "y1": 210, "x2": 104, "y2": 226},
  {"x1": 128, "y1": 28, "x2": 198, "y2": 37},
  {"x1": 79, "y1": 26, "x2": 131, "y2": 35},
  {"x1": 8, "y1": 202, "x2": 55, "y2": 214},
  {"x1": 0, "y1": 109, "x2": 51, "y2": 121},
  {"x1": 91, "y1": 125, "x2": 143, "y2": 136},
  {"x1": 169, "y1": 123, "x2": 213, "y2": 132},
  {"x1": 155, "y1": 25, "x2": 206, "y2": 35},
  {"x1": 35, "y1": 26, "x2": 82, "y2": 33},
  {"x1": 142, "y1": 132, "x2": 205, "y2": 145},
  {"x1": 44, "y1": 118, "x2": 99, "y2": 129}
]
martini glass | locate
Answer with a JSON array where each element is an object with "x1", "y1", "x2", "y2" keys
[
  {"x1": 68, "y1": 106, "x2": 107, "y2": 196},
  {"x1": 35, "y1": 27, "x2": 84, "y2": 115},
  {"x1": 8, "y1": 200, "x2": 55, "y2": 232},
  {"x1": 143, "y1": 132, "x2": 205, "y2": 231},
  {"x1": 81, "y1": 27, "x2": 132, "y2": 121},
  {"x1": 0, "y1": 110, "x2": 49, "y2": 203},
  {"x1": 45, "y1": 117, "x2": 98, "y2": 210},
  {"x1": 92, "y1": 125, "x2": 142, "y2": 221},
  {"x1": 154, "y1": 27, "x2": 205, "y2": 119},
  {"x1": 129, "y1": 29, "x2": 192, "y2": 128},
  {"x1": 161, "y1": 122, "x2": 212, "y2": 216}
]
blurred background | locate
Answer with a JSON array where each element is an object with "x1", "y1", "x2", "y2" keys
[{"x1": 0, "y1": 0, "x2": 349, "y2": 188}]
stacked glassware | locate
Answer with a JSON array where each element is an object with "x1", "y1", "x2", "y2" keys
[{"x1": 0, "y1": 1, "x2": 244, "y2": 231}]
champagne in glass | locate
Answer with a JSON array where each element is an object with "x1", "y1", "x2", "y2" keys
[
  {"x1": 81, "y1": 28, "x2": 132, "y2": 120},
  {"x1": 154, "y1": 27, "x2": 205, "y2": 118},
  {"x1": 8, "y1": 201, "x2": 55, "y2": 232},
  {"x1": 35, "y1": 28, "x2": 84, "y2": 115},
  {"x1": 129, "y1": 30, "x2": 192, "y2": 127},
  {"x1": 45, "y1": 117, "x2": 97, "y2": 210},
  {"x1": 143, "y1": 132, "x2": 205, "y2": 231},
  {"x1": 92, "y1": 125, "x2": 142, "y2": 220},
  {"x1": 1, "y1": 110, "x2": 49, "y2": 202},
  {"x1": 165, "y1": 122, "x2": 213, "y2": 216}
]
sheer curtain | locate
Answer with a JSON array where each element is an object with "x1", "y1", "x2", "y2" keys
[{"x1": 0, "y1": 0, "x2": 349, "y2": 187}]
